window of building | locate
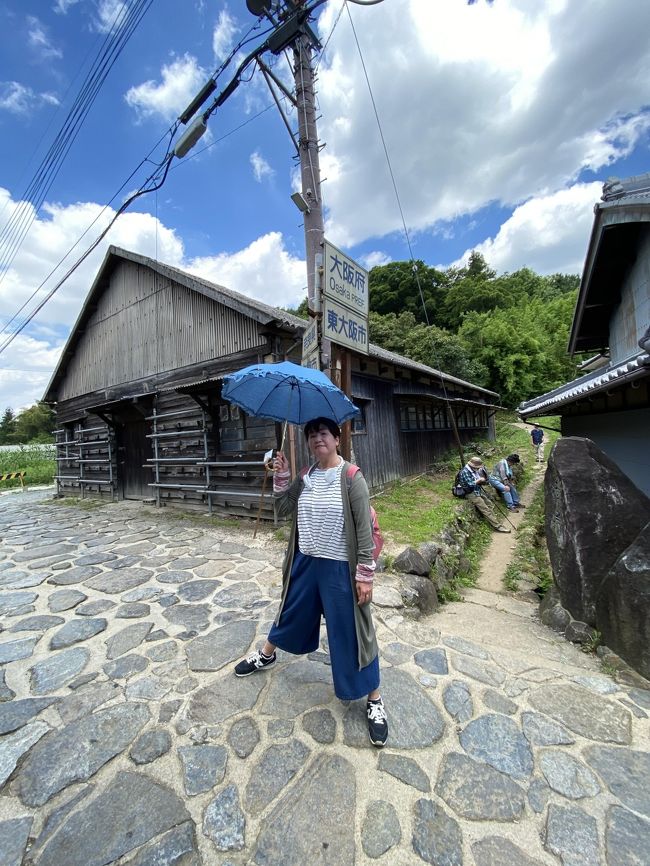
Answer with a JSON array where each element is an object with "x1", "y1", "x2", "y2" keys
[{"x1": 352, "y1": 400, "x2": 368, "y2": 434}]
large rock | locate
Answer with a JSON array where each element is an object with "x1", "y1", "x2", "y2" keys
[
  {"x1": 595, "y1": 521, "x2": 650, "y2": 679},
  {"x1": 412, "y1": 798, "x2": 462, "y2": 866},
  {"x1": 545, "y1": 437, "x2": 650, "y2": 625},
  {"x1": 185, "y1": 620, "x2": 256, "y2": 671},
  {"x1": 393, "y1": 547, "x2": 430, "y2": 576},
  {"x1": 400, "y1": 575, "x2": 439, "y2": 615}
]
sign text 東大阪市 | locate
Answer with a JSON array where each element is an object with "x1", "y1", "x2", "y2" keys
[
  {"x1": 322, "y1": 296, "x2": 369, "y2": 355},
  {"x1": 323, "y1": 240, "x2": 369, "y2": 317}
]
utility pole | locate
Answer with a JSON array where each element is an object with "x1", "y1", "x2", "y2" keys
[
  {"x1": 176, "y1": 0, "x2": 355, "y2": 456},
  {"x1": 292, "y1": 24, "x2": 353, "y2": 459},
  {"x1": 293, "y1": 35, "x2": 324, "y2": 322}
]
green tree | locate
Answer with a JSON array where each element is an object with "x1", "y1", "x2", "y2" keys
[
  {"x1": 283, "y1": 296, "x2": 309, "y2": 319},
  {"x1": 0, "y1": 407, "x2": 16, "y2": 445},
  {"x1": 458, "y1": 290, "x2": 580, "y2": 406},
  {"x1": 13, "y1": 403, "x2": 56, "y2": 443},
  {"x1": 368, "y1": 260, "x2": 449, "y2": 325},
  {"x1": 369, "y1": 311, "x2": 487, "y2": 383}
]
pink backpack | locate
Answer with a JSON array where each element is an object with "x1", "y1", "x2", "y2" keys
[{"x1": 300, "y1": 463, "x2": 384, "y2": 563}]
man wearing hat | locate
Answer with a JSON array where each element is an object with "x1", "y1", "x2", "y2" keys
[
  {"x1": 530, "y1": 424, "x2": 545, "y2": 463},
  {"x1": 458, "y1": 456, "x2": 511, "y2": 533}
]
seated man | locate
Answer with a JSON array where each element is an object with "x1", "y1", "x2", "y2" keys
[
  {"x1": 489, "y1": 454, "x2": 524, "y2": 512},
  {"x1": 458, "y1": 456, "x2": 511, "y2": 533}
]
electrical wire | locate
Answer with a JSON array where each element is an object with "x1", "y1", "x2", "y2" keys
[
  {"x1": 0, "y1": 0, "x2": 154, "y2": 292},
  {"x1": 1, "y1": 126, "x2": 177, "y2": 338},
  {"x1": 344, "y1": 1, "x2": 468, "y2": 465},
  {"x1": 0, "y1": 1, "x2": 329, "y2": 357},
  {"x1": 0, "y1": 154, "x2": 173, "y2": 357},
  {"x1": 0, "y1": 12, "x2": 274, "y2": 342}
]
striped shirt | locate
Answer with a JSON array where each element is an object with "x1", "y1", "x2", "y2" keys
[{"x1": 297, "y1": 460, "x2": 348, "y2": 561}]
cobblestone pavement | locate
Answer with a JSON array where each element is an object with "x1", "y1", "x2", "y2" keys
[{"x1": 1, "y1": 490, "x2": 649, "y2": 866}]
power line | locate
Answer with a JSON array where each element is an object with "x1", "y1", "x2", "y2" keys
[
  {"x1": 0, "y1": 13, "x2": 285, "y2": 351},
  {"x1": 344, "y1": 1, "x2": 468, "y2": 464},
  {"x1": 0, "y1": 154, "x2": 173, "y2": 357},
  {"x1": 0, "y1": 0, "x2": 154, "y2": 291}
]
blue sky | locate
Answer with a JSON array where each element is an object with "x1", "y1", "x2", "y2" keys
[{"x1": 1, "y1": 0, "x2": 650, "y2": 410}]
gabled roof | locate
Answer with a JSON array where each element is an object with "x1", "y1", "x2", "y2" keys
[
  {"x1": 45, "y1": 246, "x2": 498, "y2": 404},
  {"x1": 569, "y1": 174, "x2": 650, "y2": 355},
  {"x1": 44, "y1": 246, "x2": 305, "y2": 401}
]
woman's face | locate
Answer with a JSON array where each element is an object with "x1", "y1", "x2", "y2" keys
[{"x1": 307, "y1": 423, "x2": 340, "y2": 464}]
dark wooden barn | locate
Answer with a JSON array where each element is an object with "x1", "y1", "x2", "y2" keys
[{"x1": 44, "y1": 246, "x2": 498, "y2": 518}]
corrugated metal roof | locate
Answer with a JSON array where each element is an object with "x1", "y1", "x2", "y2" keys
[
  {"x1": 367, "y1": 343, "x2": 499, "y2": 398},
  {"x1": 160, "y1": 373, "x2": 226, "y2": 393},
  {"x1": 518, "y1": 351, "x2": 650, "y2": 416}
]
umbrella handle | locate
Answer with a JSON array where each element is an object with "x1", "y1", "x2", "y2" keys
[{"x1": 264, "y1": 421, "x2": 288, "y2": 473}]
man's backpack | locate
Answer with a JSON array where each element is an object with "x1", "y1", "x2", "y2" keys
[
  {"x1": 300, "y1": 463, "x2": 384, "y2": 563},
  {"x1": 452, "y1": 469, "x2": 466, "y2": 498}
]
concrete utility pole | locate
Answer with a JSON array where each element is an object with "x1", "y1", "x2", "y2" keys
[
  {"x1": 293, "y1": 35, "x2": 324, "y2": 320},
  {"x1": 292, "y1": 28, "x2": 352, "y2": 459}
]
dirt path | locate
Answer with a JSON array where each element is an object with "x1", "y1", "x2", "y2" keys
[{"x1": 476, "y1": 428, "x2": 546, "y2": 595}]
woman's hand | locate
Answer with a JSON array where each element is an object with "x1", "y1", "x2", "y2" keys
[
  {"x1": 274, "y1": 451, "x2": 289, "y2": 473},
  {"x1": 355, "y1": 581, "x2": 373, "y2": 606}
]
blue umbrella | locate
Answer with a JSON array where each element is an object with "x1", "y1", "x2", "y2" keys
[{"x1": 221, "y1": 361, "x2": 360, "y2": 426}]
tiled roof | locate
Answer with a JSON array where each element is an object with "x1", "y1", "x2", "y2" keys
[{"x1": 519, "y1": 352, "x2": 650, "y2": 416}]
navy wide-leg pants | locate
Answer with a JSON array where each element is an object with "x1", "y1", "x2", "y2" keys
[{"x1": 268, "y1": 551, "x2": 380, "y2": 701}]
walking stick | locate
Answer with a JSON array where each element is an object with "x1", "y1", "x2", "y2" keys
[{"x1": 478, "y1": 487, "x2": 518, "y2": 531}]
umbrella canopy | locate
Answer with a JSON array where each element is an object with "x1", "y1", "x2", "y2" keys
[{"x1": 221, "y1": 361, "x2": 360, "y2": 425}]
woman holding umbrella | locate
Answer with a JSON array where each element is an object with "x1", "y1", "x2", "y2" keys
[{"x1": 234, "y1": 416, "x2": 388, "y2": 747}]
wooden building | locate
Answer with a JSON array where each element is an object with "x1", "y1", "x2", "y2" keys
[
  {"x1": 44, "y1": 246, "x2": 499, "y2": 517},
  {"x1": 519, "y1": 174, "x2": 650, "y2": 496}
]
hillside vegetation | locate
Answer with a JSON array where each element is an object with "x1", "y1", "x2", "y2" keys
[{"x1": 290, "y1": 252, "x2": 582, "y2": 408}]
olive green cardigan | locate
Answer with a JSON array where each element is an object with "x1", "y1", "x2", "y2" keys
[{"x1": 274, "y1": 460, "x2": 379, "y2": 670}]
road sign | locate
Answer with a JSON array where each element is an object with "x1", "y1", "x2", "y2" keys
[
  {"x1": 302, "y1": 317, "x2": 318, "y2": 359},
  {"x1": 322, "y1": 296, "x2": 369, "y2": 355},
  {"x1": 323, "y1": 240, "x2": 369, "y2": 317}
]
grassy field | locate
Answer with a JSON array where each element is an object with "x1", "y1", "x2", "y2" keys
[
  {"x1": 371, "y1": 413, "x2": 560, "y2": 591},
  {"x1": 372, "y1": 412, "x2": 558, "y2": 546},
  {"x1": 0, "y1": 445, "x2": 56, "y2": 488}
]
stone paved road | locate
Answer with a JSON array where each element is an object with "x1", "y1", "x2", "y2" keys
[{"x1": 1, "y1": 491, "x2": 649, "y2": 866}]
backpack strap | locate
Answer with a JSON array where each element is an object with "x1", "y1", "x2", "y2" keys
[{"x1": 346, "y1": 464, "x2": 360, "y2": 482}]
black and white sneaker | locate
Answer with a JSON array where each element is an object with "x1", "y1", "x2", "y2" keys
[
  {"x1": 367, "y1": 697, "x2": 388, "y2": 747},
  {"x1": 234, "y1": 649, "x2": 276, "y2": 677}
]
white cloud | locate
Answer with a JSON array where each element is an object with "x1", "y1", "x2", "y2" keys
[
  {"x1": 186, "y1": 232, "x2": 305, "y2": 309},
  {"x1": 27, "y1": 15, "x2": 63, "y2": 59},
  {"x1": 125, "y1": 54, "x2": 207, "y2": 122},
  {"x1": 213, "y1": 8, "x2": 238, "y2": 63},
  {"x1": 53, "y1": 0, "x2": 82, "y2": 12},
  {"x1": 0, "y1": 82, "x2": 59, "y2": 114},
  {"x1": 452, "y1": 183, "x2": 602, "y2": 275},
  {"x1": 250, "y1": 150, "x2": 274, "y2": 183},
  {"x1": 0, "y1": 188, "x2": 305, "y2": 409},
  {"x1": 315, "y1": 0, "x2": 650, "y2": 247},
  {"x1": 93, "y1": 0, "x2": 128, "y2": 34},
  {"x1": 0, "y1": 335, "x2": 64, "y2": 413},
  {"x1": 360, "y1": 251, "x2": 391, "y2": 270}
]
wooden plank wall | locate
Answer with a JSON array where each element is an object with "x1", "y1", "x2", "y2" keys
[
  {"x1": 352, "y1": 373, "x2": 490, "y2": 489},
  {"x1": 58, "y1": 260, "x2": 266, "y2": 401}
]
